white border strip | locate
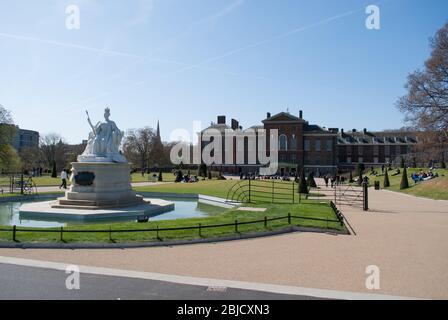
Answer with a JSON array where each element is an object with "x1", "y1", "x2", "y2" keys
[{"x1": 0, "y1": 256, "x2": 422, "y2": 300}]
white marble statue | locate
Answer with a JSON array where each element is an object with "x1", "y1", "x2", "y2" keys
[{"x1": 78, "y1": 108, "x2": 127, "y2": 163}]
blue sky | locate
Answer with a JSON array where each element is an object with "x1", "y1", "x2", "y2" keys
[{"x1": 1, "y1": 0, "x2": 447, "y2": 144}]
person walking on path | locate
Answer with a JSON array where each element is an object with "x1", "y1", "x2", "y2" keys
[
  {"x1": 324, "y1": 175, "x2": 329, "y2": 188},
  {"x1": 59, "y1": 169, "x2": 68, "y2": 189}
]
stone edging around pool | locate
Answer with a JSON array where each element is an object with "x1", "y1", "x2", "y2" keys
[
  {"x1": 0, "y1": 226, "x2": 350, "y2": 249},
  {"x1": 0, "y1": 192, "x2": 240, "y2": 209}
]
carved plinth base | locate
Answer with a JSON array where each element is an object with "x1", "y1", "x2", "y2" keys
[{"x1": 52, "y1": 162, "x2": 145, "y2": 210}]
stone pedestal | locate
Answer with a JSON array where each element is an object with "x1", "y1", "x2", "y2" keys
[{"x1": 52, "y1": 162, "x2": 144, "y2": 209}]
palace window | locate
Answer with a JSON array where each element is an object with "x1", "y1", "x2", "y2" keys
[
  {"x1": 290, "y1": 134, "x2": 297, "y2": 151},
  {"x1": 304, "y1": 139, "x2": 310, "y2": 152},
  {"x1": 315, "y1": 140, "x2": 321, "y2": 152},
  {"x1": 326, "y1": 140, "x2": 333, "y2": 152},
  {"x1": 279, "y1": 134, "x2": 288, "y2": 151}
]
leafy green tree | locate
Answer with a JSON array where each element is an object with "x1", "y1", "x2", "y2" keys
[
  {"x1": 383, "y1": 168, "x2": 390, "y2": 188},
  {"x1": 400, "y1": 167, "x2": 410, "y2": 190}
]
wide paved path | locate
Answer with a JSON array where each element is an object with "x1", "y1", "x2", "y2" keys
[{"x1": 1, "y1": 187, "x2": 447, "y2": 299}]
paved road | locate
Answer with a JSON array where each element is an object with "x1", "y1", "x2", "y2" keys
[{"x1": 0, "y1": 263, "x2": 319, "y2": 300}]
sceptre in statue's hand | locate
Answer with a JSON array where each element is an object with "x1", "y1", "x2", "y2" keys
[{"x1": 86, "y1": 110, "x2": 96, "y2": 136}]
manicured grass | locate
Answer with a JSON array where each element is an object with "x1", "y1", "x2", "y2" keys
[
  {"x1": 0, "y1": 201, "x2": 343, "y2": 243},
  {"x1": 0, "y1": 180, "x2": 344, "y2": 243},
  {"x1": 130, "y1": 172, "x2": 176, "y2": 183},
  {"x1": 0, "y1": 174, "x2": 66, "y2": 188},
  {"x1": 135, "y1": 179, "x2": 237, "y2": 198},
  {"x1": 366, "y1": 168, "x2": 448, "y2": 200}
]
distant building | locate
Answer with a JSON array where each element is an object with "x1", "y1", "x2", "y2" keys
[
  {"x1": 199, "y1": 111, "x2": 419, "y2": 175},
  {"x1": 2, "y1": 125, "x2": 40, "y2": 152}
]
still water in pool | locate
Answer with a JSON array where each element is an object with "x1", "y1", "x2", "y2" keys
[{"x1": 0, "y1": 196, "x2": 226, "y2": 228}]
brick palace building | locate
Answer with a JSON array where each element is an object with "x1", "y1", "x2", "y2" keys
[{"x1": 199, "y1": 111, "x2": 418, "y2": 176}]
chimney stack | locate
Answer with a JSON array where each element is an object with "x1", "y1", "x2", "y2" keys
[
  {"x1": 341, "y1": 129, "x2": 344, "y2": 135},
  {"x1": 363, "y1": 128, "x2": 367, "y2": 135},
  {"x1": 299, "y1": 110, "x2": 303, "y2": 119},
  {"x1": 231, "y1": 119, "x2": 239, "y2": 130},
  {"x1": 217, "y1": 115, "x2": 226, "y2": 125},
  {"x1": 267, "y1": 112, "x2": 271, "y2": 119}
]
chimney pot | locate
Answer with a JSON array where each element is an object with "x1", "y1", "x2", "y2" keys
[
  {"x1": 299, "y1": 110, "x2": 303, "y2": 119},
  {"x1": 267, "y1": 112, "x2": 271, "y2": 119}
]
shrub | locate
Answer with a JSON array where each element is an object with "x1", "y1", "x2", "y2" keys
[
  {"x1": 400, "y1": 167, "x2": 409, "y2": 190},
  {"x1": 51, "y1": 161, "x2": 57, "y2": 178},
  {"x1": 383, "y1": 168, "x2": 390, "y2": 188},
  {"x1": 298, "y1": 168, "x2": 308, "y2": 194},
  {"x1": 175, "y1": 170, "x2": 183, "y2": 183},
  {"x1": 198, "y1": 163, "x2": 207, "y2": 178},
  {"x1": 441, "y1": 161, "x2": 446, "y2": 169},
  {"x1": 400, "y1": 157, "x2": 406, "y2": 169},
  {"x1": 307, "y1": 172, "x2": 317, "y2": 188},
  {"x1": 349, "y1": 171, "x2": 354, "y2": 183},
  {"x1": 158, "y1": 170, "x2": 163, "y2": 182}
]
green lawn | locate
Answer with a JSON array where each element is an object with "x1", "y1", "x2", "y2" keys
[
  {"x1": 366, "y1": 167, "x2": 448, "y2": 200},
  {"x1": 0, "y1": 180, "x2": 344, "y2": 243},
  {"x1": 0, "y1": 201, "x2": 343, "y2": 243}
]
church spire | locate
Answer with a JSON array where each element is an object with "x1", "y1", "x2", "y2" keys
[{"x1": 156, "y1": 120, "x2": 161, "y2": 141}]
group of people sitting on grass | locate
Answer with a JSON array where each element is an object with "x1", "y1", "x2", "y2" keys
[{"x1": 411, "y1": 170, "x2": 439, "y2": 183}]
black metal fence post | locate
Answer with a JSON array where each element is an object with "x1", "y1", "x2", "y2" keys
[
  {"x1": 288, "y1": 212, "x2": 291, "y2": 225},
  {"x1": 60, "y1": 227, "x2": 63, "y2": 241},
  {"x1": 264, "y1": 216, "x2": 267, "y2": 228},
  {"x1": 292, "y1": 182, "x2": 295, "y2": 204},
  {"x1": 109, "y1": 226, "x2": 112, "y2": 242},
  {"x1": 235, "y1": 220, "x2": 238, "y2": 233},
  {"x1": 198, "y1": 223, "x2": 202, "y2": 237},
  {"x1": 363, "y1": 181, "x2": 369, "y2": 211},
  {"x1": 248, "y1": 179, "x2": 251, "y2": 203},
  {"x1": 12, "y1": 225, "x2": 16, "y2": 242}
]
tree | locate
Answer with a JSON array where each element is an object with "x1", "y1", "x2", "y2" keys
[
  {"x1": 400, "y1": 167, "x2": 410, "y2": 190},
  {"x1": 383, "y1": 168, "x2": 390, "y2": 188},
  {"x1": 123, "y1": 127, "x2": 155, "y2": 171},
  {"x1": 208, "y1": 169, "x2": 212, "y2": 180},
  {"x1": 40, "y1": 133, "x2": 67, "y2": 171},
  {"x1": 298, "y1": 167, "x2": 308, "y2": 194},
  {"x1": 0, "y1": 105, "x2": 20, "y2": 172},
  {"x1": 442, "y1": 161, "x2": 447, "y2": 169},
  {"x1": 397, "y1": 22, "x2": 448, "y2": 138}
]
